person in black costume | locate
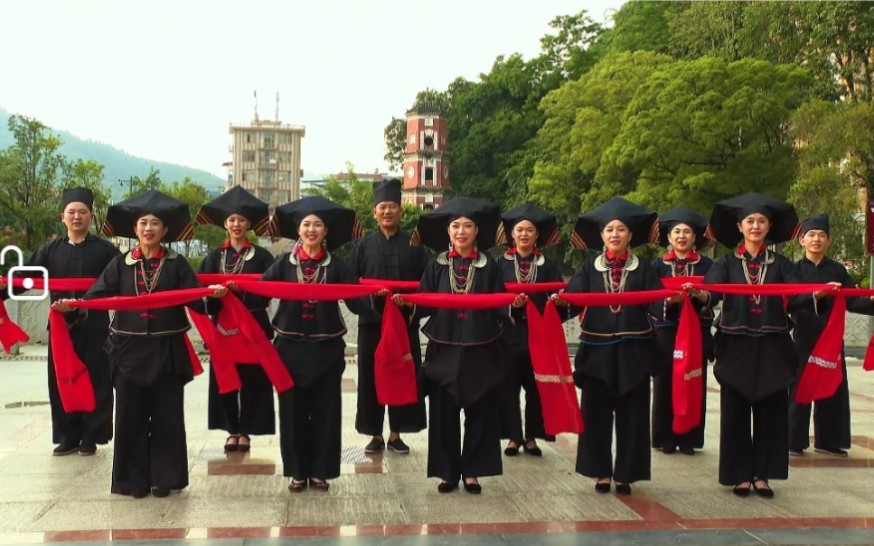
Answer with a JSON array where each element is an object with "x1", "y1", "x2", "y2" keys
[
  {"x1": 703, "y1": 193, "x2": 829, "y2": 499},
  {"x1": 650, "y1": 207, "x2": 714, "y2": 456},
  {"x1": 196, "y1": 186, "x2": 276, "y2": 453},
  {"x1": 262, "y1": 196, "x2": 363, "y2": 493},
  {"x1": 395, "y1": 197, "x2": 521, "y2": 494},
  {"x1": 56, "y1": 190, "x2": 227, "y2": 498},
  {"x1": 789, "y1": 214, "x2": 874, "y2": 458},
  {"x1": 1, "y1": 188, "x2": 119, "y2": 456},
  {"x1": 496, "y1": 204, "x2": 563, "y2": 457},
  {"x1": 346, "y1": 179, "x2": 427, "y2": 455},
  {"x1": 555, "y1": 197, "x2": 662, "y2": 496}
]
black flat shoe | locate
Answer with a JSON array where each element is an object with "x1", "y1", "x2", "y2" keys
[
  {"x1": 309, "y1": 478, "x2": 329, "y2": 491},
  {"x1": 678, "y1": 446, "x2": 696, "y2": 456},
  {"x1": 733, "y1": 483, "x2": 751, "y2": 497},
  {"x1": 224, "y1": 435, "x2": 239, "y2": 453},
  {"x1": 288, "y1": 479, "x2": 307, "y2": 492},
  {"x1": 615, "y1": 483, "x2": 632, "y2": 495},
  {"x1": 237, "y1": 435, "x2": 251, "y2": 453},
  {"x1": 661, "y1": 444, "x2": 677, "y2": 454},
  {"x1": 595, "y1": 481, "x2": 611, "y2": 493},
  {"x1": 463, "y1": 481, "x2": 482, "y2": 494},
  {"x1": 504, "y1": 441, "x2": 520, "y2": 456},
  {"x1": 523, "y1": 441, "x2": 542, "y2": 457},
  {"x1": 151, "y1": 487, "x2": 170, "y2": 498},
  {"x1": 437, "y1": 481, "x2": 458, "y2": 493},
  {"x1": 753, "y1": 480, "x2": 774, "y2": 498}
]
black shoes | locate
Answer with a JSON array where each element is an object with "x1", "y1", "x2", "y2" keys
[
  {"x1": 678, "y1": 446, "x2": 695, "y2": 456},
  {"x1": 151, "y1": 487, "x2": 170, "y2": 498},
  {"x1": 310, "y1": 478, "x2": 330, "y2": 491},
  {"x1": 753, "y1": 480, "x2": 774, "y2": 498},
  {"x1": 814, "y1": 447, "x2": 848, "y2": 457},
  {"x1": 788, "y1": 448, "x2": 804, "y2": 457},
  {"x1": 732, "y1": 483, "x2": 751, "y2": 497},
  {"x1": 504, "y1": 441, "x2": 520, "y2": 456},
  {"x1": 437, "y1": 481, "x2": 458, "y2": 493},
  {"x1": 595, "y1": 481, "x2": 611, "y2": 493},
  {"x1": 387, "y1": 438, "x2": 410, "y2": 454},
  {"x1": 288, "y1": 479, "x2": 307, "y2": 492},
  {"x1": 237, "y1": 435, "x2": 251, "y2": 453},
  {"x1": 523, "y1": 441, "x2": 542, "y2": 457},
  {"x1": 661, "y1": 443, "x2": 677, "y2": 454},
  {"x1": 79, "y1": 442, "x2": 97, "y2": 456},
  {"x1": 463, "y1": 480, "x2": 482, "y2": 494},
  {"x1": 52, "y1": 442, "x2": 79, "y2": 456},
  {"x1": 364, "y1": 437, "x2": 386, "y2": 454},
  {"x1": 615, "y1": 483, "x2": 632, "y2": 495},
  {"x1": 224, "y1": 435, "x2": 240, "y2": 453}
]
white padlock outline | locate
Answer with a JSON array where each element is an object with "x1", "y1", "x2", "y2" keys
[{"x1": 1, "y1": 246, "x2": 49, "y2": 301}]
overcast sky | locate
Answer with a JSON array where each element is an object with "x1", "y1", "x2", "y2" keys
[{"x1": 0, "y1": 0, "x2": 622, "y2": 178}]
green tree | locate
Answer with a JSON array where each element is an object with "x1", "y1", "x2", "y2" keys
[
  {"x1": 303, "y1": 163, "x2": 377, "y2": 237},
  {"x1": 0, "y1": 115, "x2": 68, "y2": 249},
  {"x1": 163, "y1": 177, "x2": 210, "y2": 256},
  {"x1": 125, "y1": 167, "x2": 162, "y2": 199},
  {"x1": 608, "y1": 1, "x2": 678, "y2": 54},
  {"x1": 383, "y1": 117, "x2": 406, "y2": 171}
]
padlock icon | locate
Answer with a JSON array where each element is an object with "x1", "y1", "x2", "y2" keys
[{"x1": 1, "y1": 245, "x2": 49, "y2": 301}]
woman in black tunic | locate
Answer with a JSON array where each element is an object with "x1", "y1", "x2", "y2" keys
[
  {"x1": 650, "y1": 207, "x2": 714, "y2": 455},
  {"x1": 703, "y1": 193, "x2": 824, "y2": 498},
  {"x1": 496, "y1": 204, "x2": 563, "y2": 457},
  {"x1": 396, "y1": 197, "x2": 520, "y2": 494},
  {"x1": 197, "y1": 186, "x2": 276, "y2": 453},
  {"x1": 261, "y1": 196, "x2": 363, "y2": 492},
  {"x1": 557, "y1": 197, "x2": 661, "y2": 496},
  {"x1": 57, "y1": 190, "x2": 226, "y2": 498}
]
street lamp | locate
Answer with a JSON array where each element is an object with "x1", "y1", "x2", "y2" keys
[{"x1": 118, "y1": 178, "x2": 134, "y2": 196}]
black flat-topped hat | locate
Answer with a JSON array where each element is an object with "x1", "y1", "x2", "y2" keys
[
  {"x1": 708, "y1": 192, "x2": 799, "y2": 247},
  {"x1": 658, "y1": 206, "x2": 709, "y2": 248},
  {"x1": 269, "y1": 195, "x2": 362, "y2": 251},
  {"x1": 62, "y1": 187, "x2": 94, "y2": 211},
  {"x1": 196, "y1": 186, "x2": 270, "y2": 235},
  {"x1": 571, "y1": 197, "x2": 658, "y2": 250},
  {"x1": 497, "y1": 203, "x2": 561, "y2": 248},
  {"x1": 411, "y1": 196, "x2": 501, "y2": 252},
  {"x1": 799, "y1": 213, "x2": 829, "y2": 237},
  {"x1": 102, "y1": 189, "x2": 193, "y2": 241},
  {"x1": 373, "y1": 179, "x2": 402, "y2": 205}
]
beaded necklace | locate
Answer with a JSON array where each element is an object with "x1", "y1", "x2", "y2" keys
[
  {"x1": 740, "y1": 250, "x2": 767, "y2": 305},
  {"x1": 514, "y1": 253, "x2": 538, "y2": 283},
  {"x1": 220, "y1": 247, "x2": 247, "y2": 275},
  {"x1": 135, "y1": 254, "x2": 166, "y2": 296},
  {"x1": 448, "y1": 256, "x2": 475, "y2": 294},
  {"x1": 601, "y1": 254, "x2": 629, "y2": 314}
]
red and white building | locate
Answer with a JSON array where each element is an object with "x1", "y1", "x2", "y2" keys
[{"x1": 402, "y1": 100, "x2": 450, "y2": 209}]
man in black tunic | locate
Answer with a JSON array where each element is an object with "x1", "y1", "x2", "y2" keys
[
  {"x1": 789, "y1": 214, "x2": 874, "y2": 457},
  {"x1": 0, "y1": 188, "x2": 119, "y2": 455},
  {"x1": 346, "y1": 179, "x2": 427, "y2": 454}
]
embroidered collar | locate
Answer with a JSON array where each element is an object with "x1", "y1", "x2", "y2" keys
[
  {"x1": 221, "y1": 239, "x2": 252, "y2": 250},
  {"x1": 506, "y1": 247, "x2": 541, "y2": 257},
  {"x1": 594, "y1": 252, "x2": 639, "y2": 272},
  {"x1": 663, "y1": 250, "x2": 701, "y2": 263},
  {"x1": 733, "y1": 245, "x2": 775, "y2": 265},
  {"x1": 437, "y1": 251, "x2": 488, "y2": 268},
  {"x1": 447, "y1": 249, "x2": 478, "y2": 259},
  {"x1": 605, "y1": 250, "x2": 628, "y2": 261},
  {"x1": 297, "y1": 246, "x2": 326, "y2": 261},
  {"x1": 503, "y1": 248, "x2": 545, "y2": 266},
  {"x1": 125, "y1": 246, "x2": 177, "y2": 265},
  {"x1": 289, "y1": 248, "x2": 331, "y2": 266}
]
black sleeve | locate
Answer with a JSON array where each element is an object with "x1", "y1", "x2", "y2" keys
[{"x1": 83, "y1": 255, "x2": 122, "y2": 300}]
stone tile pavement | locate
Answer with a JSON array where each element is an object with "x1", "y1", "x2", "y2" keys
[{"x1": 1, "y1": 344, "x2": 874, "y2": 545}]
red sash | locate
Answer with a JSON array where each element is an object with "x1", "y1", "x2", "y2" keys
[
  {"x1": 672, "y1": 297, "x2": 704, "y2": 433},
  {"x1": 794, "y1": 295, "x2": 846, "y2": 403},
  {"x1": 374, "y1": 298, "x2": 418, "y2": 406}
]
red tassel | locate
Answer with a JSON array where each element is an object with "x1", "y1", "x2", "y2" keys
[
  {"x1": 527, "y1": 300, "x2": 583, "y2": 435},
  {"x1": 183, "y1": 333, "x2": 204, "y2": 376},
  {"x1": 795, "y1": 296, "x2": 847, "y2": 403},
  {"x1": 672, "y1": 297, "x2": 703, "y2": 434},
  {"x1": 47, "y1": 309, "x2": 95, "y2": 412},
  {"x1": 374, "y1": 297, "x2": 418, "y2": 406},
  {"x1": 0, "y1": 300, "x2": 29, "y2": 353}
]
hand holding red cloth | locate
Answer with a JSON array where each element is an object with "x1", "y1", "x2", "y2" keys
[{"x1": 47, "y1": 309, "x2": 95, "y2": 412}]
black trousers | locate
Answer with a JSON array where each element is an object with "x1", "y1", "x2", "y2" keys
[
  {"x1": 718, "y1": 385, "x2": 789, "y2": 485},
  {"x1": 47, "y1": 330, "x2": 113, "y2": 445},
  {"x1": 576, "y1": 378, "x2": 651, "y2": 484},
  {"x1": 789, "y1": 352, "x2": 851, "y2": 451},
  {"x1": 355, "y1": 323, "x2": 426, "y2": 436},
  {"x1": 111, "y1": 373, "x2": 188, "y2": 494},
  {"x1": 207, "y1": 363, "x2": 276, "y2": 436},
  {"x1": 278, "y1": 366, "x2": 342, "y2": 481},
  {"x1": 500, "y1": 347, "x2": 550, "y2": 442},
  {"x1": 427, "y1": 384, "x2": 502, "y2": 482},
  {"x1": 651, "y1": 364, "x2": 707, "y2": 450}
]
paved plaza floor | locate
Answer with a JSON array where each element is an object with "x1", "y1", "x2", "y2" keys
[{"x1": 0, "y1": 344, "x2": 873, "y2": 545}]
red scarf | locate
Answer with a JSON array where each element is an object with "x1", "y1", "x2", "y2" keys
[
  {"x1": 672, "y1": 297, "x2": 704, "y2": 433},
  {"x1": 220, "y1": 240, "x2": 252, "y2": 250},
  {"x1": 663, "y1": 250, "x2": 700, "y2": 262},
  {"x1": 374, "y1": 297, "x2": 418, "y2": 406},
  {"x1": 794, "y1": 295, "x2": 846, "y2": 403},
  {"x1": 527, "y1": 300, "x2": 583, "y2": 435}
]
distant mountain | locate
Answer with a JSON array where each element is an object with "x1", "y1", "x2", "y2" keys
[{"x1": 0, "y1": 108, "x2": 226, "y2": 201}]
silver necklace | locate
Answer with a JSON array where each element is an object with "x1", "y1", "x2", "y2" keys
[
  {"x1": 448, "y1": 256, "x2": 475, "y2": 294},
  {"x1": 739, "y1": 251, "x2": 767, "y2": 305},
  {"x1": 601, "y1": 258, "x2": 629, "y2": 314},
  {"x1": 135, "y1": 256, "x2": 166, "y2": 296},
  {"x1": 514, "y1": 254, "x2": 538, "y2": 283},
  {"x1": 220, "y1": 248, "x2": 246, "y2": 274}
]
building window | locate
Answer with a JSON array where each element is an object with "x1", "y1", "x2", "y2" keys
[
  {"x1": 245, "y1": 134, "x2": 253, "y2": 144},
  {"x1": 278, "y1": 133, "x2": 292, "y2": 144},
  {"x1": 425, "y1": 167, "x2": 434, "y2": 183},
  {"x1": 261, "y1": 173, "x2": 274, "y2": 184},
  {"x1": 242, "y1": 151, "x2": 255, "y2": 162},
  {"x1": 262, "y1": 134, "x2": 275, "y2": 148},
  {"x1": 241, "y1": 170, "x2": 254, "y2": 182},
  {"x1": 279, "y1": 152, "x2": 291, "y2": 164},
  {"x1": 282, "y1": 172, "x2": 292, "y2": 182},
  {"x1": 425, "y1": 117, "x2": 433, "y2": 126}
]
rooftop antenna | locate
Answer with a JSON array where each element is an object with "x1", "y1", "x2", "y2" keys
[
  {"x1": 254, "y1": 90, "x2": 259, "y2": 121},
  {"x1": 275, "y1": 92, "x2": 280, "y2": 122}
]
